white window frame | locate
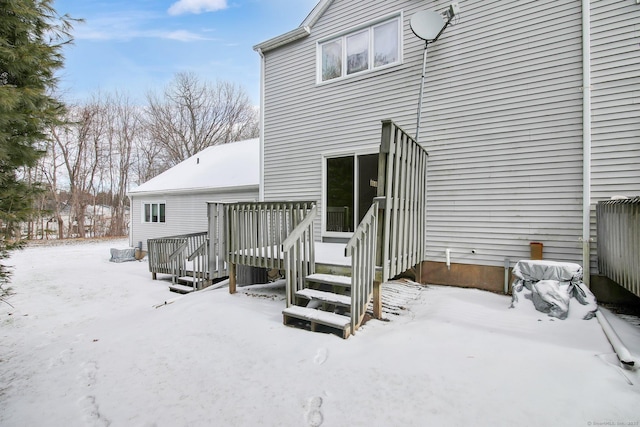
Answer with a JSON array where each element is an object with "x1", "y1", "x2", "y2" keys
[
  {"x1": 142, "y1": 201, "x2": 166, "y2": 224},
  {"x1": 321, "y1": 147, "x2": 379, "y2": 238},
  {"x1": 316, "y1": 12, "x2": 403, "y2": 84}
]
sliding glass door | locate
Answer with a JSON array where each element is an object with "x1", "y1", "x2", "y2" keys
[{"x1": 325, "y1": 153, "x2": 378, "y2": 234}]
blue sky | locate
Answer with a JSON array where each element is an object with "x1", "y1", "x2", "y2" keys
[{"x1": 53, "y1": 0, "x2": 319, "y2": 105}]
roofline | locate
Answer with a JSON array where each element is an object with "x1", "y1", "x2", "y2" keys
[
  {"x1": 127, "y1": 184, "x2": 259, "y2": 198},
  {"x1": 301, "y1": 0, "x2": 333, "y2": 28},
  {"x1": 253, "y1": 26, "x2": 310, "y2": 53},
  {"x1": 253, "y1": 0, "x2": 334, "y2": 53}
]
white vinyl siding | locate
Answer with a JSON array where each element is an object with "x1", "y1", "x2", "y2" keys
[
  {"x1": 589, "y1": 0, "x2": 640, "y2": 272},
  {"x1": 130, "y1": 189, "x2": 257, "y2": 250}
]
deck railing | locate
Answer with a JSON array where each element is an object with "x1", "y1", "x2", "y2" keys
[
  {"x1": 148, "y1": 231, "x2": 208, "y2": 279},
  {"x1": 225, "y1": 201, "x2": 316, "y2": 292},
  {"x1": 597, "y1": 197, "x2": 640, "y2": 298},
  {"x1": 208, "y1": 202, "x2": 228, "y2": 280},
  {"x1": 187, "y1": 240, "x2": 210, "y2": 290},
  {"x1": 346, "y1": 202, "x2": 378, "y2": 332},
  {"x1": 378, "y1": 120, "x2": 429, "y2": 282},
  {"x1": 282, "y1": 206, "x2": 317, "y2": 307}
]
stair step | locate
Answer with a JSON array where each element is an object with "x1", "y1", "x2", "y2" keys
[
  {"x1": 177, "y1": 276, "x2": 198, "y2": 283},
  {"x1": 305, "y1": 273, "x2": 352, "y2": 288},
  {"x1": 296, "y1": 288, "x2": 351, "y2": 308},
  {"x1": 283, "y1": 306, "x2": 351, "y2": 339},
  {"x1": 169, "y1": 284, "x2": 195, "y2": 294}
]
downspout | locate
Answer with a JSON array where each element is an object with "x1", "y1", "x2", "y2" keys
[
  {"x1": 582, "y1": 0, "x2": 591, "y2": 287},
  {"x1": 128, "y1": 195, "x2": 133, "y2": 248},
  {"x1": 257, "y1": 48, "x2": 266, "y2": 202}
]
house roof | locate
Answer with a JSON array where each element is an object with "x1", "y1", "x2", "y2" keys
[
  {"x1": 253, "y1": 0, "x2": 333, "y2": 53},
  {"x1": 128, "y1": 138, "x2": 259, "y2": 196}
]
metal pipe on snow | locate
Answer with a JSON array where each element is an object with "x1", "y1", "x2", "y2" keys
[{"x1": 596, "y1": 311, "x2": 637, "y2": 370}]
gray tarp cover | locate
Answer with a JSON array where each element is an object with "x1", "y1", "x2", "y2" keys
[
  {"x1": 510, "y1": 260, "x2": 597, "y2": 320},
  {"x1": 110, "y1": 248, "x2": 136, "y2": 263}
]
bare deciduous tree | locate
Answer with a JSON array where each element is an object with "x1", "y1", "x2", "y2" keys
[
  {"x1": 145, "y1": 72, "x2": 259, "y2": 167},
  {"x1": 39, "y1": 138, "x2": 66, "y2": 239},
  {"x1": 24, "y1": 74, "x2": 259, "y2": 241},
  {"x1": 51, "y1": 101, "x2": 103, "y2": 238},
  {"x1": 103, "y1": 92, "x2": 138, "y2": 236}
]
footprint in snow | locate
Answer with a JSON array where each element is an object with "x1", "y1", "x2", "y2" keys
[
  {"x1": 305, "y1": 396, "x2": 324, "y2": 427},
  {"x1": 313, "y1": 348, "x2": 328, "y2": 365}
]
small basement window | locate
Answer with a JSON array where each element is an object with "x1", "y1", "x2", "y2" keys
[{"x1": 143, "y1": 202, "x2": 165, "y2": 223}]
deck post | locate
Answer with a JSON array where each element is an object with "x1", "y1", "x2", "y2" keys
[
  {"x1": 373, "y1": 280, "x2": 382, "y2": 319},
  {"x1": 229, "y1": 263, "x2": 237, "y2": 294},
  {"x1": 152, "y1": 272, "x2": 157, "y2": 280}
]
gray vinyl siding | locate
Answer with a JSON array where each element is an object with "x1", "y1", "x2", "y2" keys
[
  {"x1": 590, "y1": 0, "x2": 640, "y2": 273},
  {"x1": 423, "y1": 0, "x2": 584, "y2": 267},
  {"x1": 263, "y1": 0, "x2": 432, "y2": 241},
  {"x1": 262, "y1": 0, "x2": 640, "y2": 271},
  {"x1": 263, "y1": 0, "x2": 585, "y2": 267},
  {"x1": 130, "y1": 189, "x2": 257, "y2": 250}
]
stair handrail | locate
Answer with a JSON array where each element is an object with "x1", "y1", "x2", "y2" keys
[
  {"x1": 282, "y1": 205, "x2": 318, "y2": 307},
  {"x1": 168, "y1": 240, "x2": 189, "y2": 285},
  {"x1": 187, "y1": 239, "x2": 210, "y2": 291},
  {"x1": 346, "y1": 201, "x2": 379, "y2": 333},
  {"x1": 147, "y1": 231, "x2": 208, "y2": 279}
]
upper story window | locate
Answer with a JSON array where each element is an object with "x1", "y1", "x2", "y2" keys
[
  {"x1": 143, "y1": 202, "x2": 165, "y2": 223},
  {"x1": 319, "y1": 15, "x2": 401, "y2": 83}
]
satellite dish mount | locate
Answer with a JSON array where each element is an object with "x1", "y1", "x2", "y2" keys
[{"x1": 411, "y1": 3, "x2": 459, "y2": 141}]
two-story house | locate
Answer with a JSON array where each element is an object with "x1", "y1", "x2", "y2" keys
[{"x1": 252, "y1": 0, "x2": 639, "y2": 298}]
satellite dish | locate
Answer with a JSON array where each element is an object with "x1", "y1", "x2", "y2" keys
[{"x1": 410, "y1": 10, "x2": 446, "y2": 41}]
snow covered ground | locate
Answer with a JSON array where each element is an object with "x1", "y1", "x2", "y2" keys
[{"x1": 1, "y1": 239, "x2": 639, "y2": 427}]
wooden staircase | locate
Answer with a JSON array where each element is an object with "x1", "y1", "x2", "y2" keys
[
  {"x1": 281, "y1": 202, "x2": 379, "y2": 339},
  {"x1": 218, "y1": 121, "x2": 427, "y2": 339},
  {"x1": 146, "y1": 232, "x2": 211, "y2": 294},
  {"x1": 168, "y1": 271, "x2": 209, "y2": 294},
  {"x1": 283, "y1": 273, "x2": 353, "y2": 339}
]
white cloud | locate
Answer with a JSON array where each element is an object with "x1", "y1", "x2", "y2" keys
[
  {"x1": 76, "y1": 28, "x2": 212, "y2": 43},
  {"x1": 72, "y1": 15, "x2": 213, "y2": 43},
  {"x1": 168, "y1": 0, "x2": 228, "y2": 16},
  {"x1": 163, "y1": 30, "x2": 212, "y2": 42}
]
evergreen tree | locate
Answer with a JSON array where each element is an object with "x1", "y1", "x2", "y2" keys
[{"x1": 0, "y1": 0, "x2": 75, "y2": 292}]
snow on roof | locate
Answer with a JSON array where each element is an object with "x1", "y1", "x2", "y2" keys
[{"x1": 128, "y1": 138, "x2": 259, "y2": 195}]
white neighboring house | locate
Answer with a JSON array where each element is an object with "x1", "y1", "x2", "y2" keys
[{"x1": 127, "y1": 138, "x2": 259, "y2": 251}]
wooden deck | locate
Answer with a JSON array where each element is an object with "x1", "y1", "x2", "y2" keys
[{"x1": 203, "y1": 120, "x2": 426, "y2": 338}]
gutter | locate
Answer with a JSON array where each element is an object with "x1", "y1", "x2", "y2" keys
[
  {"x1": 252, "y1": 0, "x2": 332, "y2": 53},
  {"x1": 582, "y1": 0, "x2": 592, "y2": 287},
  {"x1": 126, "y1": 184, "x2": 259, "y2": 198},
  {"x1": 253, "y1": 26, "x2": 310, "y2": 53},
  {"x1": 128, "y1": 195, "x2": 133, "y2": 248}
]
